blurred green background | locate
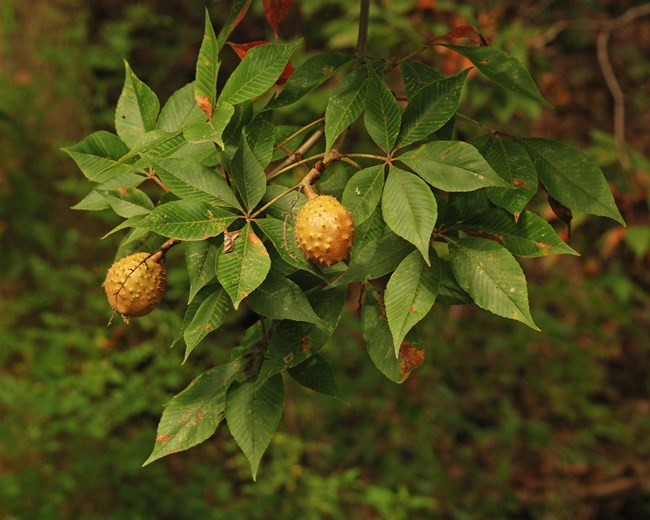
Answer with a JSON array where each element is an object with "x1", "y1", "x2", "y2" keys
[{"x1": 1, "y1": 1, "x2": 650, "y2": 518}]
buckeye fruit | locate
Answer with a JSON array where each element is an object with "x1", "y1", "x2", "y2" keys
[
  {"x1": 294, "y1": 194, "x2": 355, "y2": 266},
  {"x1": 103, "y1": 252, "x2": 166, "y2": 318}
]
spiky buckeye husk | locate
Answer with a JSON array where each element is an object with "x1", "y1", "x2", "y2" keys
[
  {"x1": 294, "y1": 195, "x2": 355, "y2": 266},
  {"x1": 103, "y1": 252, "x2": 166, "y2": 318}
]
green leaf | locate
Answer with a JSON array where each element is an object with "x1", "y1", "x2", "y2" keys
[
  {"x1": 270, "y1": 53, "x2": 356, "y2": 108},
  {"x1": 385, "y1": 250, "x2": 440, "y2": 354},
  {"x1": 364, "y1": 68, "x2": 401, "y2": 152},
  {"x1": 397, "y1": 69, "x2": 468, "y2": 148},
  {"x1": 258, "y1": 184, "x2": 307, "y2": 221},
  {"x1": 341, "y1": 165, "x2": 385, "y2": 226},
  {"x1": 437, "y1": 259, "x2": 472, "y2": 305},
  {"x1": 216, "y1": 0, "x2": 252, "y2": 51},
  {"x1": 517, "y1": 138, "x2": 624, "y2": 225},
  {"x1": 288, "y1": 355, "x2": 343, "y2": 400},
  {"x1": 257, "y1": 288, "x2": 345, "y2": 382},
  {"x1": 220, "y1": 41, "x2": 301, "y2": 105},
  {"x1": 400, "y1": 61, "x2": 444, "y2": 100},
  {"x1": 183, "y1": 286, "x2": 231, "y2": 362},
  {"x1": 448, "y1": 236, "x2": 539, "y2": 330},
  {"x1": 361, "y1": 288, "x2": 425, "y2": 383},
  {"x1": 143, "y1": 358, "x2": 246, "y2": 466},
  {"x1": 245, "y1": 111, "x2": 274, "y2": 167},
  {"x1": 328, "y1": 228, "x2": 413, "y2": 288},
  {"x1": 231, "y1": 133, "x2": 267, "y2": 211},
  {"x1": 183, "y1": 101, "x2": 235, "y2": 149},
  {"x1": 217, "y1": 223, "x2": 271, "y2": 309},
  {"x1": 442, "y1": 45, "x2": 550, "y2": 106},
  {"x1": 146, "y1": 156, "x2": 240, "y2": 208},
  {"x1": 98, "y1": 187, "x2": 154, "y2": 218},
  {"x1": 158, "y1": 82, "x2": 206, "y2": 132},
  {"x1": 140, "y1": 200, "x2": 237, "y2": 240},
  {"x1": 472, "y1": 134, "x2": 537, "y2": 215},
  {"x1": 186, "y1": 239, "x2": 220, "y2": 303},
  {"x1": 195, "y1": 9, "x2": 220, "y2": 117},
  {"x1": 381, "y1": 166, "x2": 437, "y2": 264},
  {"x1": 254, "y1": 217, "x2": 317, "y2": 274},
  {"x1": 462, "y1": 208, "x2": 579, "y2": 257},
  {"x1": 171, "y1": 285, "x2": 214, "y2": 348},
  {"x1": 115, "y1": 61, "x2": 160, "y2": 148},
  {"x1": 324, "y1": 65, "x2": 369, "y2": 151},
  {"x1": 399, "y1": 140, "x2": 511, "y2": 191},
  {"x1": 226, "y1": 374, "x2": 284, "y2": 480},
  {"x1": 63, "y1": 131, "x2": 134, "y2": 183},
  {"x1": 247, "y1": 271, "x2": 323, "y2": 325}
]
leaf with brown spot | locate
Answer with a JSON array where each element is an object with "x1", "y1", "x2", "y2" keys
[
  {"x1": 217, "y1": 223, "x2": 271, "y2": 309},
  {"x1": 143, "y1": 358, "x2": 246, "y2": 466},
  {"x1": 399, "y1": 341, "x2": 425, "y2": 379}
]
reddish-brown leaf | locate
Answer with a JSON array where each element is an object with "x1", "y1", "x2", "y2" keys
[
  {"x1": 263, "y1": 0, "x2": 294, "y2": 39},
  {"x1": 399, "y1": 341, "x2": 425, "y2": 378},
  {"x1": 227, "y1": 41, "x2": 295, "y2": 83}
]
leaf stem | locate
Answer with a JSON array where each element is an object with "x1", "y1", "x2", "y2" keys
[
  {"x1": 249, "y1": 184, "x2": 300, "y2": 220},
  {"x1": 345, "y1": 153, "x2": 389, "y2": 162},
  {"x1": 267, "y1": 153, "x2": 326, "y2": 182},
  {"x1": 274, "y1": 117, "x2": 325, "y2": 150}
]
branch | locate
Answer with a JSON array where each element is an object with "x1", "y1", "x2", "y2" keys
[{"x1": 356, "y1": 0, "x2": 371, "y2": 55}]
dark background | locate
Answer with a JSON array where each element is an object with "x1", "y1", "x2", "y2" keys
[{"x1": 1, "y1": 1, "x2": 650, "y2": 518}]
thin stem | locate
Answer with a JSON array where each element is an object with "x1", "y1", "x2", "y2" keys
[
  {"x1": 345, "y1": 153, "x2": 388, "y2": 162},
  {"x1": 249, "y1": 184, "x2": 300, "y2": 220},
  {"x1": 455, "y1": 112, "x2": 497, "y2": 133},
  {"x1": 274, "y1": 117, "x2": 325, "y2": 150},
  {"x1": 267, "y1": 129, "x2": 325, "y2": 179},
  {"x1": 356, "y1": 0, "x2": 371, "y2": 55},
  {"x1": 267, "y1": 153, "x2": 326, "y2": 182}
]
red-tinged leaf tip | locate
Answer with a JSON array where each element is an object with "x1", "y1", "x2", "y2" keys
[
  {"x1": 399, "y1": 341, "x2": 425, "y2": 378},
  {"x1": 195, "y1": 95, "x2": 213, "y2": 118},
  {"x1": 228, "y1": 41, "x2": 295, "y2": 84},
  {"x1": 263, "y1": 0, "x2": 294, "y2": 38}
]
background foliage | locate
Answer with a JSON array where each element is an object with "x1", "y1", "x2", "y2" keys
[{"x1": 1, "y1": 0, "x2": 649, "y2": 519}]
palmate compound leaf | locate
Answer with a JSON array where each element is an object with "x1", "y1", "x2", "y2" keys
[
  {"x1": 385, "y1": 249, "x2": 441, "y2": 355},
  {"x1": 441, "y1": 45, "x2": 550, "y2": 107},
  {"x1": 517, "y1": 138, "x2": 625, "y2": 225},
  {"x1": 447, "y1": 236, "x2": 540, "y2": 330},
  {"x1": 461, "y1": 208, "x2": 579, "y2": 257},
  {"x1": 381, "y1": 166, "x2": 437, "y2": 265},
  {"x1": 143, "y1": 356, "x2": 247, "y2": 466},
  {"x1": 217, "y1": 223, "x2": 271, "y2": 310},
  {"x1": 397, "y1": 140, "x2": 511, "y2": 192},
  {"x1": 139, "y1": 200, "x2": 237, "y2": 240},
  {"x1": 226, "y1": 373, "x2": 285, "y2": 480},
  {"x1": 115, "y1": 61, "x2": 160, "y2": 148}
]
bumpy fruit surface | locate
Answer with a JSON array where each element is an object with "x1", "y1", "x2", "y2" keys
[
  {"x1": 294, "y1": 195, "x2": 355, "y2": 266},
  {"x1": 103, "y1": 252, "x2": 166, "y2": 318}
]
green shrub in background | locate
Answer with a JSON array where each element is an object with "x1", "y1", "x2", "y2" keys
[{"x1": 1, "y1": 1, "x2": 650, "y2": 519}]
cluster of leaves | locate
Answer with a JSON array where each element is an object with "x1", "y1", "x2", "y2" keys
[{"x1": 64, "y1": 2, "x2": 623, "y2": 478}]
